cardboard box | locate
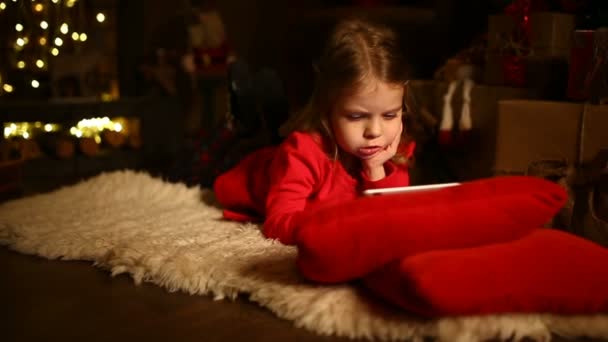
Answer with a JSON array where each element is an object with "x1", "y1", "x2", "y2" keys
[
  {"x1": 494, "y1": 100, "x2": 583, "y2": 174},
  {"x1": 579, "y1": 104, "x2": 608, "y2": 163},
  {"x1": 530, "y1": 12, "x2": 575, "y2": 58}
]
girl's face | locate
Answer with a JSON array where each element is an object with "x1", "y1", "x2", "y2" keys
[{"x1": 330, "y1": 80, "x2": 404, "y2": 161}]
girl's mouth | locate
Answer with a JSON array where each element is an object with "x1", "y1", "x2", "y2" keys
[{"x1": 357, "y1": 146, "x2": 382, "y2": 158}]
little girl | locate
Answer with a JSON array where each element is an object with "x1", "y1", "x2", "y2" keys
[
  {"x1": 214, "y1": 18, "x2": 418, "y2": 245},
  {"x1": 214, "y1": 18, "x2": 568, "y2": 299}
]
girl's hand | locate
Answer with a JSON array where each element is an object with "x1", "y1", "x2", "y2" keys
[{"x1": 361, "y1": 123, "x2": 402, "y2": 181}]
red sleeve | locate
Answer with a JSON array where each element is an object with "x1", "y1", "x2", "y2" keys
[{"x1": 264, "y1": 132, "x2": 326, "y2": 245}]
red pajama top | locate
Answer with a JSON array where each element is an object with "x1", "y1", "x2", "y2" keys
[{"x1": 213, "y1": 131, "x2": 413, "y2": 245}]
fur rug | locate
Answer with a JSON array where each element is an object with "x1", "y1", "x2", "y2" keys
[{"x1": 1, "y1": 170, "x2": 607, "y2": 342}]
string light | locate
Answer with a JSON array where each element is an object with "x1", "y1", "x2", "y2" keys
[
  {"x1": 69, "y1": 117, "x2": 123, "y2": 140},
  {"x1": 3, "y1": 84, "x2": 14, "y2": 93},
  {"x1": 3, "y1": 122, "x2": 61, "y2": 139},
  {"x1": 2, "y1": 0, "x2": 104, "y2": 97}
]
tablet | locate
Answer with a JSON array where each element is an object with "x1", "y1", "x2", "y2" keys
[{"x1": 362, "y1": 182, "x2": 461, "y2": 196}]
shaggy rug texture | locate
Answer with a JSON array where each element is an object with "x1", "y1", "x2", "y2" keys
[{"x1": 1, "y1": 170, "x2": 607, "y2": 342}]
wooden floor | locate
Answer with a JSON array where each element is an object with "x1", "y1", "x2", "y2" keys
[
  {"x1": 1, "y1": 246, "x2": 607, "y2": 342},
  {"x1": 0, "y1": 247, "x2": 350, "y2": 342}
]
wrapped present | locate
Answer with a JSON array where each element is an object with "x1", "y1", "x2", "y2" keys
[
  {"x1": 567, "y1": 30, "x2": 596, "y2": 100},
  {"x1": 588, "y1": 28, "x2": 608, "y2": 104},
  {"x1": 530, "y1": 12, "x2": 576, "y2": 58}
]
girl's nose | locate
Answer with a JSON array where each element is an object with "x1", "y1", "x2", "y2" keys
[{"x1": 363, "y1": 119, "x2": 381, "y2": 139}]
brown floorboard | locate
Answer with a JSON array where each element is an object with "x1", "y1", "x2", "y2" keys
[
  {"x1": 0, "y1": 247, "x2": 352, "y2": 342},
  {"x1": 1, "y1": 246, "x2": 606, "y2": 342}
]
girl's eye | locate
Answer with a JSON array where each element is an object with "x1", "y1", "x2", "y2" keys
[
  {"x1": 383, "y1": 112, "x2": 399, "y2": 119},
  {"x1": 345, "y1": 113, "x2": 364, "y2": 120}
]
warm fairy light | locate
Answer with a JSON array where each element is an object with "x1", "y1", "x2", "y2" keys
[
  {"x1": 51, "y1": 0, "x2": 59, "y2": 3},
  {"x1": 71, "y1": 32, "x2": 79, "y2": 40},
  {"x1": 31, "y1": 79, "x2": 40, "y2": 88},
  {"x1": 79, "y1": 33, "x2": 87, "y2": 41},
  {"x1": 15, "y1": 23, "x2": 23, "y2": 32},
  {"x1": 51, "y1": 47, "x2": 59, "y2": 56},
  {"x1": 36, "y1": 59, "x2": 44, "y2": 68},
  {"x1": 39, "y1": 37, "x2": 47, "y2": 45},
  {"x1": 3, "y1": 84, "x2": 14, "y2": 93},
  {"x1": 34, "y1": 3, "x2": 43, "y2": 12},
  {"x1": 2, "y1": 122, "x2": 58, "y2": 139},
  {"x1": 54, "y1": 37, "x2": 63, "y2": 46},
  {"x1": 66, "y1": 0, "x2": 75, "y2": 7},
  {"x1": 0, "y1": 3, "x2": 6, "y2": 10},
  {"x1": 40, "y1": 21, "x2": 48, "y2": 29},
  {"x1": 23, "y1": 36, "x2": 29, "y2": 44},
  {"x1": 69, "y1": 117, "x2": 124, "y2": 139},
  {"x1": 60, "y1": 23, "x2": 68, "y2": 34},
  {"x1": 70, "y1": 127, "x2": 82, "y2": 137},
  {"x1": 16, "y1": 38, "x2": 25, "y2": 46},
  {"x1": 96, "y1": 12, "x2": 105, "y2": 23},
  {"x1": 4, "y1": 126, "x2": 14, "y2": 139},
  {"x1": 3, "y1": 122, "x2": 59, "y2": 139},
  {"x1": 17, "y1": 61, "x2": 25, "y2": 68}
]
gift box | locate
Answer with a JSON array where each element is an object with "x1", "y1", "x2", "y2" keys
[
  {"x1": 494, "y1": 100, "x2": 583, "y2": 174},
  {"x1": 529, "y1": 12, "x2": 576, "y2": 58},
  {"x1": 567, "y1": 30, "x2": 596, "y2": 100},
  {"x1": 579, "y1": 104, "x2": 608, "y2": 164}
]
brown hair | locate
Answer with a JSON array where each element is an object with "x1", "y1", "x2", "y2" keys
[{"x1": 280, "y1": 17, "x2": 420, "y2": 164}]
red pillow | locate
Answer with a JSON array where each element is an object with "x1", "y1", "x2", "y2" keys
[
  {"x1": 296, "y1": 176, "x2": 567, "y2": 283},
  {"x1": 363, "y1": 229, "x2": 608, "y2": 317}
]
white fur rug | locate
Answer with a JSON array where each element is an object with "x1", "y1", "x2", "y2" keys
[{"x1": 1, "y1": 170, "x2": 607, "y2": 342}]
